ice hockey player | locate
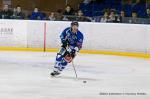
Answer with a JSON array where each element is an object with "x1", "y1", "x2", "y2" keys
[{"x1": 51, "y1": 21, "x2": 84, "y2": 77}]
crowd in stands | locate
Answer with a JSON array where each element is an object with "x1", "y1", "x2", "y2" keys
[
  {"x1": 0, "y1": 4, "x2": 91, "y2": 21},
  {"x1": 81, "y1": 0, "x2": 150, "y2": 23},
  {"x1": 0, "y1": 0, "x2": 150, "y2": 24}
]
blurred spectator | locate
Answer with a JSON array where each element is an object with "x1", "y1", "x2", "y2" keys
[
  {"x1": 62, "y1": 16, "x2": 69, "y2": 21},
  {"x1": 11, "y1": 5, "x2": 25, "y2": 19},
  {"x1": 30, "y1": 7, "x2": 44, "y2": 20},
  {"x1": 74, "y1": 10, "x2": 78, "y2": 16},
  {"x1": 100, "y1": 12, "x2": 109, "y2": 23},
  {"x1": 63, "y1": 5, "x2": 74, "y2": 15},
  {"x1": 78, "y1": 10, "x2": 83, "y2": 16},
  {"x1": 62, "y1": 5, "x2": 74, "y2": 21},
  {"x1": 108, "y1": 10, "x2": 120, "y2": 23},
  {"x1": 0, "y1": 4, "x2": 13, "y2": 19},
  {"x1": 83, "y1": 0, "x2": 91, "y2": 5},
  {"x1": 120, "y1": 10, "x2": 125, "y2": 17},
  {"x1": 119, "y1": 10, "x2": 126, "y2": 23},
  {"x1": 55, "y1": 9, "x2": 63, "y2": 21},
  {"x1": 146, "y1": 8, "x2": 150, "y2": 18},
  {"x1": 129, "y1": 11, "x2": 138, "y2": 23},
  {"x1": 76, "y1": 10, "x2": 91, "y2": 22},
  {"x1": 48, "y1": 12, "x2": 56, "y2": 21}
]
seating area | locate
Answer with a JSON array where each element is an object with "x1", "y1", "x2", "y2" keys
[
  {"x1": 0, "y1": 0, "x2": 149, "y2": 24},
  {"x1": 79, "y1": 0, "x2": 147, "y2": 18}
]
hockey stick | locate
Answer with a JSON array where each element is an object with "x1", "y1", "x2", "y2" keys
[{"x1": 71, "y1": 61, "x2": 78, "y2": 79}]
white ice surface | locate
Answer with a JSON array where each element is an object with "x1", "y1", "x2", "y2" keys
[{"x1": 0, "y1": 51, "x2": 150, "y2": 99}]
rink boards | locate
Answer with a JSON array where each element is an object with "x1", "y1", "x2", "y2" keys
[{"x1": 0, "y1": 19, "x2": 150, "y2": 58}]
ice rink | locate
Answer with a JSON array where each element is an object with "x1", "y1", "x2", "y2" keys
[{"x1": 0, "y1": 51, "x2": 150, "y2": 99}]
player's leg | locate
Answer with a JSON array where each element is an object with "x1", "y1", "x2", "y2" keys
[
  {"x1": 54, "y1": 50, "x2": 77, "y2": 70},
  {"x1": 52, "y1": 52, "x2": 76, "y2": 74},
  {"x1": 51, "y1": 58, "x2": 68, "y2": 76},
  {"x1": 51, "y1": 47, "x2": 76, "y2": 76},
  {"x1": 51, "y1": 47, "x2": 68, "y2": 76}
]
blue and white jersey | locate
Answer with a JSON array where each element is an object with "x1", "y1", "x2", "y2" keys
[{"x1": 60, "y1": 27, "x2": 84, "y2": 50}]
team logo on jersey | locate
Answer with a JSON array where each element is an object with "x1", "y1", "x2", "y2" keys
[
  {"x1": 72, "y1": 35, "x2": 77, "y2": 39},
  {"x1": 68, "y1": 38, "x2": 74, "y2": 44},
  {"x1": 65, "y1": 32, "x2": 70, "y2": 37}
]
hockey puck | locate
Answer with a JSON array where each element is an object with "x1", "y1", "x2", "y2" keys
[{"x1": 83, "y1": 80, "x2": 87, "y2": 83}]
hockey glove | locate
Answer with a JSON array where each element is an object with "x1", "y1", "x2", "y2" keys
[
  {"x1": 61, "y1": 40, "x2": 69, "y2": 48},
  {"x1": 74, "y1": 47, "x2": 79, "y2": 52}
]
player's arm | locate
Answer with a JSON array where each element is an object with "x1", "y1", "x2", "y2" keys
[
  {"x1": 60, "y1": 28, "x2": 69, "y2": 48},
  {"x1": 73, "y1": 33, "x2": 84, "y2": 53},
  {"x1": 76, "y1": 34, "x2": 84, "y2": 51}
]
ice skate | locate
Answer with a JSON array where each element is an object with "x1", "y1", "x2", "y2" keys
[{"x1": 50, "y1": 71, "x2": 60, "y2": 77}]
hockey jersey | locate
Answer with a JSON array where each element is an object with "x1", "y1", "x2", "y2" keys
[{"x1": 60, "y1": 27, "x2": 84, "y2": 50}]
